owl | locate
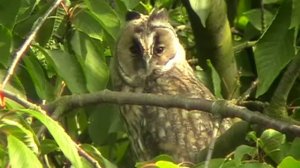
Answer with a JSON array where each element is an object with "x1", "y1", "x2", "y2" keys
[{"x1": 111, "y1": 9, "x2": 231, "y2": 163}]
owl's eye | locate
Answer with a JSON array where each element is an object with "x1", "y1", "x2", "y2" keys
[
  {"x1": 130, "y1": 45, "x2": 140, "y2": 54},
  {"x1": 130, "y1": 38, "x2": 142, "y2": 55},
  {"x1": 154, "y1": 46, "x2": 165, "y2": 55}
]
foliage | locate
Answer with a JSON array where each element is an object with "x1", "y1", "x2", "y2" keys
[{"x1": 0, "y1": 0, "x2": 300, "y2": 167}]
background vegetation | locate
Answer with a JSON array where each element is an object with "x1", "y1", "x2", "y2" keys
[{"x1": 0, "y1": 0, "x2": 300, "y2": 167}]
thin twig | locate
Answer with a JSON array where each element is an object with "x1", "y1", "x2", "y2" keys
[
  {"x1": 77, "y1": 145, "x2": 102, "y2": 168},
  {"x1": 1, "y1": 0, "x2": 63, "y2": 89},
  {"x1": 237, "y1": 79, "x2": 259, "y2": 103}
]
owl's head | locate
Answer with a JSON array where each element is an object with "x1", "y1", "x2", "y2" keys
[{"x1": 115, "y1": 9, "x2": 186, "y2": 87}]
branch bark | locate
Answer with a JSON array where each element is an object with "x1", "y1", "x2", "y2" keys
[
  {"x1": 38, "y1": 90, "x2": 300, "y2": 136},
  {"x1": 265, "y1": 53, "x2": 300, "y2": 119}
]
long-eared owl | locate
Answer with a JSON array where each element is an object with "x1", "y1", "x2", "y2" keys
[{"x1": 111, "y1": 9, "x2": 231, "y2": 163}]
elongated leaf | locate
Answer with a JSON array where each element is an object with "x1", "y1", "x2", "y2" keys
[
  {"x1": 40, "y1": 139, "x2": 59, "y2": 155},
  {"x1": 243, "y1": 9, "x2": 274, "y2": 31},
  {"x1": 259, "y1": 129, "x2": 285, "y2": 163},
  {"x1": 18, "y1": 109, "x2": 83, "y2": 168},
  {"x1": 0, "y1": 117, "x2": 39, "y2": 154},
  {"x1": 70, "y1": 31, "x2": 109, "y2": 92},
  {"x1": 46, "y1": 49, "x2": 88, "y2": 94},
  {"x1": 253, "y1": 0, "x2": 295, "y2": 97},
  {"x1": 207, "y1": 60, "x2": 222, "y2": 98},
  {"x1": 0, "y1": 70, "x2": 26, "y2": 98},
  {"x1": 80, "y1": 144, "x2": 117, "y2": 168},
  {"x1": 0, "y1": 25, "x2": 11, "y2": 66},
  {"x1": 189, "y1": 0, "x2": 212, "y2": 27},
  {"x1": 234, "y1": 145, "x2": 257, "y2": 165},
  {"x1": 120, "y1": 0, "x2": 139, "y2": 9},
  {"x1": 155, "y1": 161, "x2": 179, "y2": 168},
  {"x1": 287, "y1": 138, "x2": 300, "y2": 159},
  {"x1": 72, "y1": 8, "x2": 104, "y2": 41},
  {"x1": 0, "y1": 0, "x2": 20, "y2": 29},
  {"x1": 84, "y1": 0, "x2": 120, "y2": 41},
  {"x1": 7, "y1": 135, "x2": 42, "y2": 168},
  {"x1": 278, "y1": 156, "x2": 300, "y2": 168},
  {"x1": 88, "y1": 104, "x2": 121, "y2": 145},
  {"x1": 23, "y1": 54, "x2": 54, "y2": 100},
  {"x1": 290, "y1": 0, "x2": 300, "y2": 28}
]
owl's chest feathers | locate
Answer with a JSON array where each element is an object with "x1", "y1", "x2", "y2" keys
[{"x1": 145, "y1": 62, "x2": 212, "y2": 99}]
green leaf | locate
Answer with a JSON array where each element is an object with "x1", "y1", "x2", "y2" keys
[
  {"x1": 194, "y1": 158, "x2": 226, "y2": 168},
  {"x1": 46, "y1": 49, "x2": 88, "y2": 94},
  {"x1": 286, "y1": 138, "x2": 300, "y2": 160},
  {"x1": 70, "y1": 31, "x2": 109, "y2": 92},
  {"x1": 65, "y1": 108, "x2": 88, "y2": 138},
  {"x1": 263, "y1": 0, "x2": 283, "y2": 4},
  {"x1": 23, "y1": 54, "x2": 54, "y2": 100},
  {"x1": 119, "y1": 0, "x2": 139, "y2": 9},
  {"x1": 259, "y1": 129, "x2": 285, "y2": 163},
  {"x1": 84, "y1": 0, "x2": 120, "y2": 41},
  {"x1": 18, "y1": 109, "x2": 84, "y2": 168},
  {"x1": 35, "y1": 12, "x2": 55, "y2": 46},
  {"x1": 207, "y1": 60, "x2": 222, "y2": 98},
  {"x1": 0, "y1": 25, "x2": 11, "y2": 66},
  {"x1": 290, "y1": 0, "x2": 300, "y2": 28},
  {"x1": 238, "y1": 162, "x2": 273, "y2": 168},
  {"x1": 0, "y1": 144, "x2": 8, "y2": 167},
  {"x1": 72, "y1": 8, "x2": 104, "y2": 41},
  {"x1": 80, "y1": 144, "x2": 117, "y2": 168},
  {"x1": 7, "y1": 135, "x2": 42, "y2": 168},
  {"x1": 13, "y1": 2, "x2": 48, "y2": 38},
  {"x1": 278, "y1": 156, "x2": 300, "y2": 168},
  {"x1": 88, "y1": 104, "x2": 121, "y2": 145},
  {"x1": 40, "y1": 139, "x2": 59, "y2": 155},
  {"x1": 234, "y1": 145, "x2": 257, "y2": 165},
  {"x1": 153, "y1": 154, "x2": 174, "y2": 162},
  {"x1": 155, "y1": 160, "x2": 179, "y2": 168},
  {"x1": 253, "y1": 0, "x2": 295, "y2": 97},
  {"x1": 243, "y1": 9, "x2": 274, "y2": 31},
  {"x1": 189, "y1": 0, "x2": 212, "y2": 27},
  {"x1": 0, "y1": 0, "x2": 20, "y2": 29},
  {"x1": 0, "y1": 70, "x2": 26, "y2": 99},
  {"x1": 0, "y1": 116, "x2": 39, "y2": 154}
]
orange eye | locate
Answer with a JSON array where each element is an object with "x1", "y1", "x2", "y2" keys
[{"x1": 155, "y1": 46, "x2": 164, "y2": 54}]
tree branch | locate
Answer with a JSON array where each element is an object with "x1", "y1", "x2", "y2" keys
[
  {"x1": 39, "y1": 89, "x2": 300, "y2": 136},
  {"x1": 265, "y1": 53, "x2": 300, "y2": 119}
]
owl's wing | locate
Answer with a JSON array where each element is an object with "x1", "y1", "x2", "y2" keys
[{"x1": 143, "y1": 105, "x2": 215, "y2": 162}]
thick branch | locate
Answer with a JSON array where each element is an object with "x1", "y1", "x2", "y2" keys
[
  {"x1": 265, "y1": 53, "x2": 300, "y2": 118},
  {"x1": 40, "y1": 90, "x2": 300, "y2": 136},
  {"x1": 3, "y1": 89, "x2": 300, "y2": 136}
]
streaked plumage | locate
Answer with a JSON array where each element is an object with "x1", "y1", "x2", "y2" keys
[{"x1": 111, "y1": 9, "x2": 231, "y2": 163}]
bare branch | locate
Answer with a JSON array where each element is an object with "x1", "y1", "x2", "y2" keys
[
  {"x1": 265, "y1": 53, "x2": 300, "y2": 118},
  {"x1": 3, "y1": 88, "x2": 300, "y2": 136},
  {"x1": 41, "y1": 89, "x2": 300, "y2": 136}
]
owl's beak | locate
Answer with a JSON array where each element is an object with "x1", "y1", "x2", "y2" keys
[{"x1": 143, "y1": 53, "x2": 151, "y2": 68}]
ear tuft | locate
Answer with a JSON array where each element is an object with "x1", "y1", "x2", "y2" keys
[
  {"x1": 126, "y1": 11, "x2": 141, "y2": 21},
  {"x1": 149, "y1": 8, "x2": 168, "y2": 22}
]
